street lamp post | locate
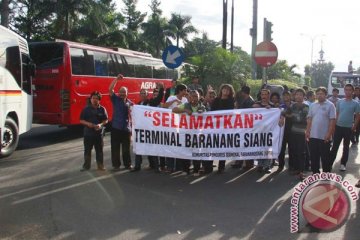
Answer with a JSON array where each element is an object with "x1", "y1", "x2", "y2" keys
[{"x1": 300, "y1": 33, "x2": 325, "y2": 66}]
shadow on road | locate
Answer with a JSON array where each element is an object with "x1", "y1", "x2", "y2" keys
[{"x1": 17, "y1": 125, "x2": 83, "y2": 150}]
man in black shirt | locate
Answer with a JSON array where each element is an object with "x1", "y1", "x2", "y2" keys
[
  {"x1": 79, "y1": 91, "x2": 108, "y2": 171},
  {"x1": 233, "y1": 86, "x2": 255, "y2": 169}
]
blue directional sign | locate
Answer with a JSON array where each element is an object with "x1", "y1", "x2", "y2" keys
[{"x1": 162, "y1": 45, "x2": 185, "y2": 69}]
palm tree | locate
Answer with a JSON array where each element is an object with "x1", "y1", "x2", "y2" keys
[
  {"x1": 72, "y1": 0, "x2": 127, "y2": 47},
  {"x1": 122, "y1": 0, "x2": 146, "y2": 50},
  {"x1": 51, "y1": 0, "x2": 92, "y2": 40},
  {"x1": 168, "y1": 13, "x2": 198, "y2": 47},
  {"x1": 142, "y1": 16, "x2": 172, "y2": 58}
]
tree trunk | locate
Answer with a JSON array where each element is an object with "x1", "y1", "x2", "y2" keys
[
  {"x1": 1, "y1": 0, "x2": 10, "y2": 27},
  {"x1": 65, "y1": 12, "x2": 69, "y2": 39}
]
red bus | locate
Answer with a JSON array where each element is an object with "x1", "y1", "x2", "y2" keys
[{"x1": 29, "y1": 40, "x2": 177, "y2": 126}]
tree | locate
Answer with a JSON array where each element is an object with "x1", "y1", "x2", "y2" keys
[
  {"x1": 141, "y1": 0, "x2": 171, "y2": 57},
  {"x1": 304, "y1": 76, "x2": 311, "y2": 87},
  {"x1": 168, "y1": 13, "x2": 197, "y2": 47},
  {"x1": 51, "y1": 0, "x2": 94, "y2": 40},
  {"x1": 260, "y1": 60, "x2": 301, "y2": 84},
  {"x1": 1, "y1": 0, "x2": 11, "y2": 27},
  {"x1": 148, "y1": 0, "x2": 162, "y2": 18},
  {"x1": 183, "y1": 32, "x2": 220, "y2": 60},
  {"x1": 72, "y1": 0, "x2": 126, "y2": 47},
  {"x1": 12, "y1": 0, "x2": 54, "y2": 40},
  {"x1": 309, "y1": 61, "x2": 334, "y2": 87},
  {"x1": 188, "y1": 46, "x2": 250, "y2": 90},
  {"x1": 122, "y1": 0, "x2": 146, "y2": 50}
]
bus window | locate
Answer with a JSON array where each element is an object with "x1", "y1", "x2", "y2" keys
[
  {"x1": 21, "y1": 53, "x2": 33, "y2": 94},
  {"x1": 5, "y1": 46, "x2": 21, "y2": 87},
  {"x1": 70, "y1": 48, "x2": 95, "y2": 75},
  {"x1": 354, "y1": 77, "x2": 360, "y2": 86},
  {"x1": 122, "y1": 55, "x2": 136, "y2": 77},
  {"x1": 331, "y1": 76, "x2": 340, "y2": 87},
  {"x1": 29, "y1": 43, "x2": 63, "y2": 69},
  {"x1": 108, "y1": 53, "x2": 124, "y2": 76},
  {"x1": 94, "y1": 52, "x2": 108, "y2": 76},
  {"x1": 153, "y1": 64, "x2": 167, "y2": 79},
  {"x1": 135, "y1": 59, "x2": 152, "y2": 78},
  {"x1": 167, "y1": 68, "x2": 176, "y2": 80}
]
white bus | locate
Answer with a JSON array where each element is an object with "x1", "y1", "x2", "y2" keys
[
  {"x1": 328, "y1": 71, "x2": 360, "y2": 97},
  {"x1": 0, "y1": 26, "x2": 34, "y2": 158}
]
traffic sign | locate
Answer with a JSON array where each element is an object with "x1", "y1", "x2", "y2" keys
[
  {"x1": 162, "y1": 45, "x2": 185, "y2": 69},
  {"x1": 254, "y1": 41, "x2": 278, "y2": 67}
]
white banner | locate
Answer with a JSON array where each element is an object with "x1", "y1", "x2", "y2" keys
[{"x1": 132, "y1": 105, "x2": 284, "y2": 160}]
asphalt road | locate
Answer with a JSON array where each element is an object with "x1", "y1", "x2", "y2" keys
[{"x1": 0, "y1": 124, "x2": 359, "y2": 240}]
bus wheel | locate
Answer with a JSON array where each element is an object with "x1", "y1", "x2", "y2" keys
[{"x1": 1, "y1": 118, "x2": 19, "y2": 158}]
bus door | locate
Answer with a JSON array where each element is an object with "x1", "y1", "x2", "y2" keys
[{"x1": 29, "y1": 42, "x2": 66, "y2": 124}]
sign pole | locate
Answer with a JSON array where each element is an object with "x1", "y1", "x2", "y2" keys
[
  {"x1": 262, "y1": 67, "x2": 267, "y2": 85},
  {"x1": 251, "y1": 0, "x2": 258, "y2": 79}
]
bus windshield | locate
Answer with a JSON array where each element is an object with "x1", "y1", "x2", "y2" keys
[
  {"x1": 29, "y1": 42, "x2": 64, "y2": 69},
  {"x1": 331, "y1": 72, "x2": 360, "y2": 88}
]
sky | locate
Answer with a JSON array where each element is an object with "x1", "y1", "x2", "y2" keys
[{"x1": 115, "y1": 0, "x2": 360, "y2": 74}]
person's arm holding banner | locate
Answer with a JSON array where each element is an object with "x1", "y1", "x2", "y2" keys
[
  {"x1": 278, "y1": 115, "x2": 285, "y2": 127},
  {"x1": 162, "y1": 98, "x2": 181, "y2": 108},
  {"x1": 172, "y1": 104, "x2": 192, "y2": 115}
]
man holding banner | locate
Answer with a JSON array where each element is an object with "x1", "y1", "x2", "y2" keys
[
  {"x1": 173, "y1": 90, "x2": 206, "y2": 175},
  {"x1": 132, "y1": 91, "x2": 285, "y2": 174},
  {"x1": 162, "y1": 84, "x2": 188, "y2": 173}
]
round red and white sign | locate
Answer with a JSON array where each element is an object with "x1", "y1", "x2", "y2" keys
[{"x1": 254, "y1": 41, "x2": 278, "y2": 67}]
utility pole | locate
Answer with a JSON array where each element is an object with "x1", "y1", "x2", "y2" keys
[
  {"x1": 262, "y1": 18, "x2": 273, "y2": 84},
  {"x1": 230, "y1": 0, "x2": 234, "y2": 52},
  {"x1": 222, "y1": 0, "x2": 228, "y2": 49},
  {"x1": 250, "y1": 0, "x2": 258, "y2": 79}
]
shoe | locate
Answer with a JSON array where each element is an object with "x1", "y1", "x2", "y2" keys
[
  {"x1": 231, "y1": 163, "x2": 242, "y2": 169},
  {"x1": 193, "y1": 172, "x2": 200, "y2": 177},
  {"x1": 130, "y1": 168, "x2": 140, "y2": 172},
  {"x1": 355, "y1": 180, "x2": 360, "y2": 188},
  {"x1": 111, "y1": 167, "x2": 120, "y2": 172},
  {"x1": 298, "y1": 172, "x2": 305, "y2": 181},
  {"x1": 124, "y1": 165, "x2": 133, "y2": 170},
  {"x1": 264, "y1": 167, "x2": 271, "y2": 174},
  {"x1": 243, "y1": 164, "x2": 254, "y2": 170},
  {"x1": 98, "y1": 163, "x2": 106, "y2": 171},
  {"x1": 340, "y1": 164, "x2": 346, "y2": 171},
  {"x1": 80, "y1": 168, "x2": 90, "y2": 172},
  {"x1": 276, "y1": 166, "x2": 284, "y2": 172},
  {"x1": 289, "y1": 170, "x2": 299, "y2": 176}
]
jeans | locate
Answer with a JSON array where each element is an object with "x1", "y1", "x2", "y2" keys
[
  {"x1": 135, "y1": 155, "x2": 159, "y2": 170},
  {"x1": 330, "y1": 125, "x2": 352, "y2": 167},
  {"x1": 278, "y1": 127, "x2": 293, "y2": 168},
  {"x1": 309, "y1": 138, "x2": 331, "y2": 173},
  {"x1": 290, "y1": 133, "x2": 306, "y2": 172},
  {"x1": 257, "y1": 159, "x2": 271, "y2": 168},
  {"x1": 111, "y1": 128, "x2": 131, "y2": 168},
  {"x1": 83, "y1": 134, "x2": 104, "y2": 169}
]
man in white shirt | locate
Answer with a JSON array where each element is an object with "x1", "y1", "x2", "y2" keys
[
  {"x1": 162, "y1": 83, "x2": 188, "y2": 172},
  {"x1": 163, "y1": 83, "x2": 188, "y2": 109}
]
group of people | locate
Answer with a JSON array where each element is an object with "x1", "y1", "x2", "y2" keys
[{"x1": 79, "y1": 74, "x2": 360, "y2": 187}]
